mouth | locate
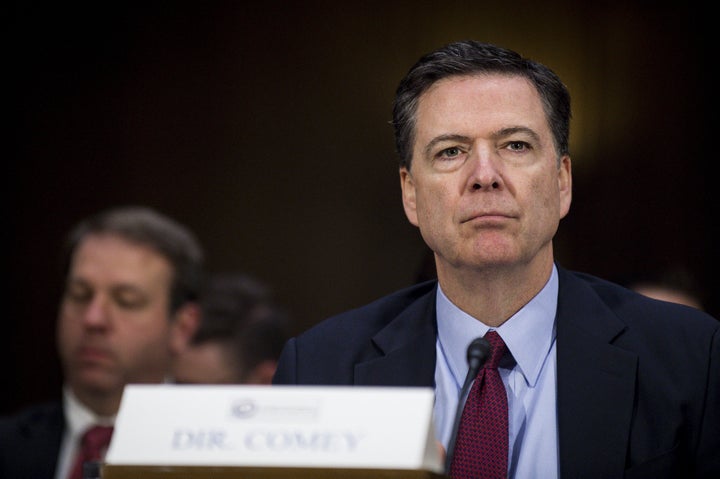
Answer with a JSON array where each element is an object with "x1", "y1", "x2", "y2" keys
[
  {"x1": 461, "y1": 212, "x2": 515, "y2": 224},
  {"x1": 76, "y1": 346, "x2": 111, "y2": 363}
]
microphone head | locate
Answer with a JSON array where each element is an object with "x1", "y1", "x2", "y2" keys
[{"x1": 467, "y1": 337, "x2": 491, "y2": 370}]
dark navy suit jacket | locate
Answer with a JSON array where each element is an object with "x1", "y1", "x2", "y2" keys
[
  {"x1": 273, "y1": 266, "x2": 720, "y2": 478},
  {"x1": 0, "y1": 401, "x2": 64, "y2": 479}
]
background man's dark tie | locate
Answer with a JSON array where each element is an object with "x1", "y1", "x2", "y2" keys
[{"x1": 68, "y1": 425, "x2": 114, "y2": 479}]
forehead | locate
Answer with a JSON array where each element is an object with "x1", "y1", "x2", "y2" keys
[
  {"x1": 70, "y1": 233, "x2": 173, "y2": 287},
  {"x1": 414, "y1": 73, "x2": 548, "y2": 139}
]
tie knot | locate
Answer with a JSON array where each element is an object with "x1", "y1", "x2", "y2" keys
[
  {"x1": 82, "y1": 425, "x2": 114, "y2": 451},
  {"x1": 483, "y1": 331, "x2": 506, "y2": 369}
]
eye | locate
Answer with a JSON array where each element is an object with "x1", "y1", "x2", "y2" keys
[
  {"x1": 506, "y1": 141, "x2": 530, "y2": 152},
  {"x1": 64, "y1": 282, "x2": 93, "y2": 304},
  {"x1": 437, "y1": 146, "x2": 463, "y2": 160},
  {"x1": 113, "y1": 288, "x2": 150, "y2": 310}
]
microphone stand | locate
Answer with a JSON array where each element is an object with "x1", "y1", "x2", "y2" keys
[{"x1": 444, "y1": 337, "x2": 491, "y2": 475}]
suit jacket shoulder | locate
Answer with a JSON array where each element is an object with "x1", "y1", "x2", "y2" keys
[
  {"x1": 555, "y1": 266, "x2": 720, "y2": 478},
  {"x1": 273, "y1": 280, "x2": 438, "y2": 386},
  {"x1": 0, "y1": 401, "x2": 64, "y2": 479}
]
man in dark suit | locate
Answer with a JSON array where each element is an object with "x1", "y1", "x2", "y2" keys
[
  {"x1": 272, "y1": 41, "x2": 720, "y2": 478},
  {"x1": 0, "y1": 206, "x2": 203, "y2": 479}
]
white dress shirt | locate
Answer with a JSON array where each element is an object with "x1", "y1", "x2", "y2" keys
[{"x1": 54, "y1": 387, "x2": 115, "y2": 479}]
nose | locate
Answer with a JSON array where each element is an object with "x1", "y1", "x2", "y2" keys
[
  {"x1": 82, "y1": 294, "x2": 111, "y2": 328},
  {"x1": 466, "y1": 147, "x2": 503, "y2": 192}
]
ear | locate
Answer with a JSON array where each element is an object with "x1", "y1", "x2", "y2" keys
[
  {"x1": 169, "y1": 302, "x2": 201, "y2": 356},
  {"x1": 400, "y1": 167, "x2": 419, "y2": 227},
  {"x1": 558, "y1": 155, "x2": 572, "y2": 219},
  {"x1": 244, "y1": 360, "x2": 278, "y2": 385}
]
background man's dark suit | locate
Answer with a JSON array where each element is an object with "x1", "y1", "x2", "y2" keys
[
  {"x1": 273, "y1": 265, "x2": 720, "y2": 478},
  {"x1": 0, "y1": 401, "x2": 64, "y2": 478}
]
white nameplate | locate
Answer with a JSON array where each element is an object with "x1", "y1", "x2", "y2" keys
[{"x1": 105, "y1": 384, "x2": 442, "y2": 473}]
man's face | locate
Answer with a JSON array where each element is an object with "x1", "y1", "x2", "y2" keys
[
  {"x1": 57, "y1": 233, "x2": 182, "y2": 402},
  {"x1": 400, "y1": 74, "x2": 572, "y2": 276}
]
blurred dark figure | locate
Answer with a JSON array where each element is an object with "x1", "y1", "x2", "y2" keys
[
  {"x1": 626, "y1": 266, "x2": 704, "y2": 311},
  {"x1": 0, "y1": 206, "x2": 204, "y2": 479},
  {"x1": 173, "y1": 273, "x2": 290, "y2": 384}
]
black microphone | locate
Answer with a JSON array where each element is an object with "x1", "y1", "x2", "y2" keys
[{"x1": 444, "y1": 336, "x2": 491, "y2": 475}]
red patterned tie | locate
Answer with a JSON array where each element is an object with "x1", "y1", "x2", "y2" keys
[
  {"x1": 450, "y1": 331, "x2": 508, "y2": 479},
  {"x1": 68, "y1": 425, "x2": 114, "y2": 479}
]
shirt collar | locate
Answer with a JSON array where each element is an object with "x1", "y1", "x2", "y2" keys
[
  {"x1": 437, "y1": 264, "x2": 558, "y2": 388},
  {"x1": 63, "y1": 386, "x2": 116, "y2": 438}
]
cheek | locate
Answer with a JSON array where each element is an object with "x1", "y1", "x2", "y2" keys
[
  {"x1": 528, "y1": 172, "x2": 560, "y2": 207},
  {"x1": 56, "y1": 313, "x2": 81, "y2": 363},
  {"x1": 132, "y1": 313, "x2": 172, "y2": 338},
  {"x1": 114, "y1": 308, "x2": 170, "y2": 339},
  {"x1": 416, "y1": 181, "x2": 453, "y2": 217},
  {"x1": 57, "y1": 307, "x2": 79, "y2": 338},
  {"x1": 529, "y1": 178, "x2": 563, "y2": 229},
  {"x1": 117, "y1": 320, "x2": 173, "y2": 361},
  {"x1": 416, "y1": 195, "x2": 446, "y2": 231}
]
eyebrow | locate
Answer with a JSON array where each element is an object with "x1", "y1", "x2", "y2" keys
[
  {"x1": 492, "y1": 126, "x2": 541, "y2": 144},
  {"x1": 423, "y1": 134, "x2": 472, "y2": 158}
]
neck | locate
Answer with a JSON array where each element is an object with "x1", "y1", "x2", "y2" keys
[
  {"x1": 436, "y1": 254, "x2": 554, "y2": 328},
  {"x1": 72, "y1": 387, "x2": 122, "y2": 418}
]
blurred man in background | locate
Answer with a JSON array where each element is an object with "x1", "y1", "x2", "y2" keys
[
  {"x1": 0, "y1": 206, "x2": 204, "y2": 479},
  {"x1": 173, "y1": 272, "x2": 290, "y2": 384}
]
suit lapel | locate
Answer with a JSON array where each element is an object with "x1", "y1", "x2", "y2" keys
[
  {"x1": 556, "y1": 268, "x2": 637, "y2": 479},
  {"x1": 350, "y1": 270, "x2": 639, "y2": 477},
  {"x1": 355, "y1": 286, "x2": 437, "y2": 387}
]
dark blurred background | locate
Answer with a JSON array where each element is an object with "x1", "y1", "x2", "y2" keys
[{"x1": 7, "y1": 1, "x2": 715, "y2": 414}]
